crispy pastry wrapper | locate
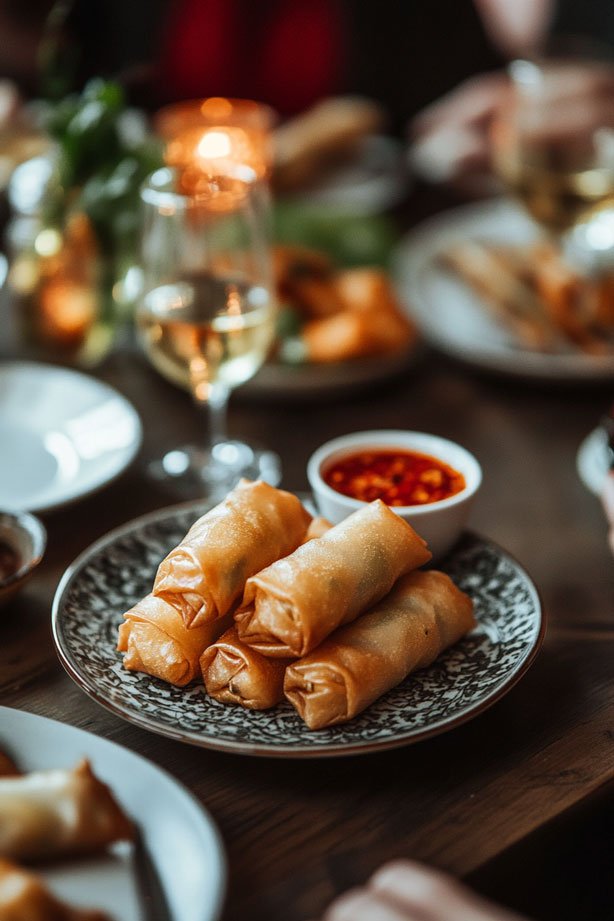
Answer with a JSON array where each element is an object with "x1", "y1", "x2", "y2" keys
[
  {"x1": 153, "y1": 479, "x2": 312, "y2": 628},
  {"x1": 284, "y1": 570, "x2": 475, "y2": 729},
  {"x1": 235, "y1": 500, "x2": 431, "y2": 658},
  {"x1": 200, "y1": 627, "x2": 290, "y2": 710},
  {"x1": 0, "y1": 859, "x2": 111, "y2": 921},
  {"x1": 117, "y1": 594, "x2": 231, "y2": 687},
  {"x1": 301, "y1": 516, "x2": 333, "y2": 542},
  {"x1": 0, "y1": 759, "x2": 134, "y2": 862}
]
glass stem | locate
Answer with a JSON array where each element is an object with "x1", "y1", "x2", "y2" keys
[{"x1": 206, "y1": 383, "x2": 230, "y2": 446}]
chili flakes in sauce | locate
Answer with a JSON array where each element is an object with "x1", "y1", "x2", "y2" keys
[{"x1": 324, "y1": 450, "x2": 466, "y2": 507}]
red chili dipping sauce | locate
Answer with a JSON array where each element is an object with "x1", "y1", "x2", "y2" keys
[{"x1": 324, "y1": 450, "x2": 466, "y2": 507}]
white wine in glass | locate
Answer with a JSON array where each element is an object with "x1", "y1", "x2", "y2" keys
[
  {"x1": 493, "y1": 55, "x2": 614, "y2": 238},
  {"x1": 138, "y1": 167, "x2": 279, "y2": 494},
  {"x1": 138, "y1": 272, "x2": 274, "y2": 395}
]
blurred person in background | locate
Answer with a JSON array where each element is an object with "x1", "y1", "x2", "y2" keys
[{"x1": 0, "y1": 0, "x2": 611, "y2": 122}]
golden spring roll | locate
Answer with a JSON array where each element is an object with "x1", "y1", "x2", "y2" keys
[
  {"x1": 117, "y1": 594, "x2": 232, "y2": 687},
  {"x1": 0, "y1": 760, "x2": 134, "y2": 862},
  {"x1": 235, "y1": 500, "x2": 432, "y2": 658},
  {"x1": 301, "y1": 516, "x2": 333, "y2": 542},
  {"x1": 153, "y1": 479, "x2": 312, "y2": 628},
  {"x1": 284, "y1": 570, "x2": 475, "y2": 729},
  {"x1": 0, "y1": 859, "x2": 111, "y2": 921},
  {"x1": 200, "y1": 627, "x2": 290, "y2": 710}
]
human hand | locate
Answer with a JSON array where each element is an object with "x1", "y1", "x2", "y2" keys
[
  {"x1": 408, "y1": 62, "x2": 614, "y2": 192},
  {"x1": 320, "y1": 860, "x2": 530, "y2": 921},
  {"x1": 408, "y1": 72, "x2": 507, "y2": 190}
]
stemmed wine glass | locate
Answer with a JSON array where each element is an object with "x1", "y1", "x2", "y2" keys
[
  {"x1": 137, "y1": 164, "x2": 280, "y2": 495},
  {"x1": 491, "y1": 42, "x2": 614, "y2": 264}
]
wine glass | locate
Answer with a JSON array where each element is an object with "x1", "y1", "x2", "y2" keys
[
  {"x1": 491, "y1": 42, "x2": 614, "y2": 259},
  {"x1": 137, "y1": 165, "x2": 280, "y2": 495}
]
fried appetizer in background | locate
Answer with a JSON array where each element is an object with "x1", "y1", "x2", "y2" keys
[
  {"x1": 302, "y1": 306, "x2": 413, "y2": 363},
  {"x1": 235, "y1": 500, "x2": 431, "y2": 658},
  {"x1": 0, "y1": 859, "x2": 110, "y2": 921},
  {"x1": 441, "y1": 239, "x2": 614, "y2": 354},
  {"x1": 200, "y1": 627, "x2": 290, "y2": 710},
  {"x1": 273, "y1": 96, "x2": 384, "y2": 192},
  {"x1": 285, "y1": 570, "x2": 475, "y2": 729},
  {"x1": 117, "y1": 594, "x2": 231, "y2": 686},
  {"x1": 273, "y1": 252, "x2": 416, "y2": 363},
  {"x1": 153, "y1": 479, "x2": 312, "y2": 628},
  {"x1": 0, "y1": 759, "x2": 134, "y2": 861}
]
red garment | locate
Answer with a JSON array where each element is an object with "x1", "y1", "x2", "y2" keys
[{"x1": 159, "y1": 0, "x2": 346, "y2": 115}]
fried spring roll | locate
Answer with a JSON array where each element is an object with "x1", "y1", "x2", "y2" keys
[
  {"x1": 301, "y1": 516, "x2": 333, "y2": 542},
  {"x1": 284, "y1": 570, "x2": 475, "y2": 729},
  {"x1": 0, "y1": 859, "x2": 111, "y2": 921},
  {"x1": 235, "y1": 500, "x2": 431, "y2": 658},
  {"x1": 117, "y1": 594, "x2": 231, "y2": 686},
  {"x1": 0, "y1": 760, "x2": 134, "y2": 862},
  {"x1": 200, "y1": 627, "x2": 290, "y2": 710},
  {"x1": 153, "y1": 479, "x2": 312, "y2": 628}
]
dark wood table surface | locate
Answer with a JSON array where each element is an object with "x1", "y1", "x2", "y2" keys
[{"x1": 2, "y1": 215, "x2": 614, "y2": 920}]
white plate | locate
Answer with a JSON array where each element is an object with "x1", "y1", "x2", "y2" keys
[
  {"x1": 0, "y1": 705, "x2": 225, "y2": 921},
  {"x1": 393, "y1": 198, "x2": 614, "y2": 381},
  {"x1": 286, "y1": 135, "x2": 410, "y2": 215},
  {"x1": 0, "y1": 362, "x2": 142, "y2": 513},
  {"x1": 239, "y1": 346, "x2": 420, "y2": 401},
  {"x1": 52, "y1": 498, "x2": 544, "y2": 758},
  {"x1": 577, "y1": 427, "x2": 610, "y2": 495}
]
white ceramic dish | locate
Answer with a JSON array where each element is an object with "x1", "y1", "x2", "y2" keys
[
  {"x1": 0, "y1": 362, "x2": 142, "y2": 513},
  {"x1": 0, "y1": 706, "x2": 225, "y2": 921},
  {"x1": 393, "y1": 198, "x2": 614, "y2": 382},
  {"x1": 0, "y1": 510, "x2": 46, "y2": 606},
  {"x1": 577, "y1": 427, "x2": 610, "y2": 496},
  {"x1": 239, "y1": 347, "x2": 420, "y2": 401},
  {"x1": 52, "y1": 496, "x2": 543, "y2": 758},
  {"x1": 287, "y1": 135, "x2": 410, "y2": 215},
  {"x1": 307, "y1": 431, "x2": 482, "y2": 560}
]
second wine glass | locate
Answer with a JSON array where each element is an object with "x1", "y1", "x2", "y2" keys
[{"x1": 137, "y1": 165, "x2": 280, "y2": 495}]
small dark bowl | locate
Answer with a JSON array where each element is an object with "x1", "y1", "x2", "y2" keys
[{"x1": 0, "y1": 511, "x2": 47, "y2": 607}]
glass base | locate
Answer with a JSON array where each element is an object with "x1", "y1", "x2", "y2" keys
[{"x1": 147, "y1": 440, "x2": 282, "y2": 500}]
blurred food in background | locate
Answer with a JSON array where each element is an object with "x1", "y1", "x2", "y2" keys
[
  {"x1": 441, "y1": 238, "x2": 614, "y2": 354},
  {"x1": 272, "y1": 96, "x2": 384, "y2": 192},
  {"x1": 273, "y1": 244, "x2": 416, "y2": 365}
]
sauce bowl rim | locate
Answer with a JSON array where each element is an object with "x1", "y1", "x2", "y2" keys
[{"x1": 307, "y1": 430, "x2": 482, "y2": 516}]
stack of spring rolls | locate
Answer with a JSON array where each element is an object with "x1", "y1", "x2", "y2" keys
[{"x1": 118, "y1": 479, "x2": 475, "y2": 729}]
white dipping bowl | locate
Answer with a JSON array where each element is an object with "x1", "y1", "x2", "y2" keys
[{"x1": 307, "y1": 430, "x2": 482, "y2": 560}]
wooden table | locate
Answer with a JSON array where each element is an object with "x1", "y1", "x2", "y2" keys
[{"x1": 2, "y1": 251, "x2": 614, "y2": 920}]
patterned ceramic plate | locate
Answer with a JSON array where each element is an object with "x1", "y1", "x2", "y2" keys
[{"x1": 52, "y1": 499, "x2": 544, "y2": 758}]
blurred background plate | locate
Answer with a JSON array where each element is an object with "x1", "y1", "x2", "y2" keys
[
  {"x1": 0, "y1": 362, "x2": 142, "y2": 512},
  {"x1": 393, "y1": 198, "x2": 614, "y2": 381},
  {"x1": 0, "y1": 706, "x2": 225, "y2": 921},
  {"x1": 238, "y1": 344, "x2": 421, "y2": 401},
  {"x1": 284, "y1": 134, "x2": 410, "y2": 215}
]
